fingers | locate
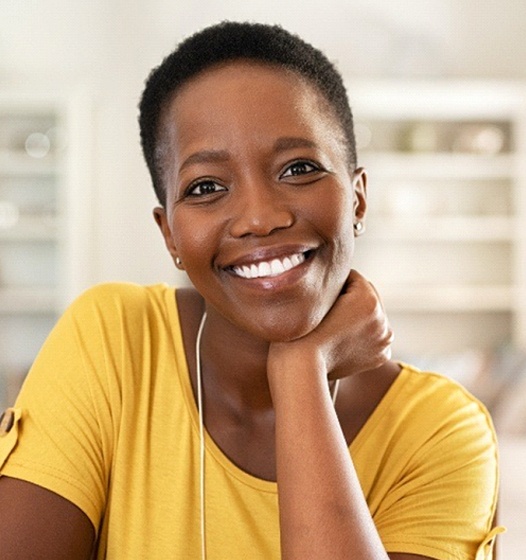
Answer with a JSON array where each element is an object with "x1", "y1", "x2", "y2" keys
[
  {"x1": 341, "y1": 270, "x2": 386, "y2": 317},
  {"x1": 297, "y1": 268, "x2": 394, "y2": 377},
  {"x1": 343, "y1": 269, "x2": 394, "y2": 371},
  {"x1": 342, "y1": 270, "x2": 381, "y2": 303},
  {"x1": 341, "y1": 268, "x2": 366, "y2": 294}
]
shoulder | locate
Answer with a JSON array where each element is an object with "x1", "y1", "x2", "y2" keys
[
  {"x1": 69, "y1": 282, "x2": 172, "y2": 310},
  {"x1": 50, "y1": 283, "x2": 180, "y2": 357},
  {"x1": 397, "y1": 363, "x2": 493, "y2": 425},
  {"x1": 367, "y1": 365, "x2": 499, "y2": 507},
  {"x1": 369, "y1": 366, "x2": 500, "y2": 559},
  {"x1": 64, "y1": 282, "x2": 175, "y2": 325},
  {"x1": 391, "y1": 364, "x2": 498, "y2": 468}
]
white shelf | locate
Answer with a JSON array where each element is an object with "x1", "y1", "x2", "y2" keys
[
  {"x1": 0, "y1": 216, "x2": 58, "y2": 241},
  {"x1": 349, "y1": 80, "x2": 526, "y2": 352},
  {"x1": 349, "y1": 80, "x2": 526, "y2": 120},
  {"x1": 0, "y1": 92, "x2": 92, "y2": 389},
  {"x1": 0, "y1": 287, "x2": 57, "y2": 314},
  {"x1": 360, "y1": 152, "x2": 515, "y2": 179},
  {"x1": 0, "y1": 151, "x2": 58, "y2": 176},
  {"x1": 367, "y1": 216, "x2": 515, "y2": 241},
  {"x1": 380, "y1": 284, "x2": 513, "y2": 312}
]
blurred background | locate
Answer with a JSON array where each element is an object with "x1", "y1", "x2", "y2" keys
[{"x1": 1, "y1": 0, "x2": 525, "y2": 556}]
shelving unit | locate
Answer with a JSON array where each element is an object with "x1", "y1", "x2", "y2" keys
[
  {"x1": 348, "y1": 81, "x2": 526, "y2": 356},
  {"x1": 0, "y1": 92, "x2": 92, "y2": 409}
]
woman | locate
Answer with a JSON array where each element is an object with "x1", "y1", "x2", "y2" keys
[{"x1": 0, "y1": 22, "x2": 502, "y2": 559}]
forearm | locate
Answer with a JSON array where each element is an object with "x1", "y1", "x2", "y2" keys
[{"x1": 268, "y1": 354, "x2": 388, "y2": 560}]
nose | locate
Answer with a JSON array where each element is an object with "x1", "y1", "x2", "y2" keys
[{"x1": 228, "y1": 182, "x2": 295, "y2": 238}]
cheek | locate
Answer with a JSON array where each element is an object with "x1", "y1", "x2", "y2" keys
[
  {"x1": 175, "y1": 224, "x2": 207, "y2": 254},
  {"x1": 318, "y1": 192, "x2": 357, "y2": 295},
  {"x1": 307, "y1": 188, "x2": 355, "y2": 252},
  {"x1": 171, "y1": 210, "x2": 224, "y2": 284},
  {"x1": 334, "y1": 210, "x2": 356, "y2": 260}
]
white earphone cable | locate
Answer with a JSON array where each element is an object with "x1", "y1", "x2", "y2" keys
[
  {"x1": 331, "y1": 378, "x2": 340, "y2": 406},
  {"x1": 195, "y1": 311, "x2": 208, "y2": 560},
  {"x1": 195, "y1": 310, "x2": 339, "y2": 560}
]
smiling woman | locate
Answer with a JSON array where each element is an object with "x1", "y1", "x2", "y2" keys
[
  {"x1": 153, "y1": 59, "x2": 362, "y2": 342},
  {"x1": 0, "y1": 21, "x2": 503, "y2": 560}
]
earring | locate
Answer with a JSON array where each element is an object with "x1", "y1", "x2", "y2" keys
[
  {"x1": 354, "y1": 221, "x2": 364, "y2": 234},
  {"x1": 175, "y1": 256, "x2": 184, "y2": 269}
]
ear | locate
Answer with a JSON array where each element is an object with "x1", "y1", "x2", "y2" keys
[
  {"x1": 153, "y1": 207, "x2": 185, "y2": 270},
  {"x1": 352, "y1": 167, "x2": 367, "y2": 236}
]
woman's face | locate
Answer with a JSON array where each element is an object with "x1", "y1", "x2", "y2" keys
[{"x1": 155, "y1": 61, "x2": 366, "y2": 341}]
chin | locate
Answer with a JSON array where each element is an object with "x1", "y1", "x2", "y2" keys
[{"x1": 238, "y1": 303, "x2": 328, "y2": 343}]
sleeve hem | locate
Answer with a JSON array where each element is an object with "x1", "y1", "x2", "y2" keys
[
  {"x1": 0, "y1": 463, "x2": 100, "y2": 534},
  {"x1": 383, "y1": 540, "x2": 465, "y2": 560}
]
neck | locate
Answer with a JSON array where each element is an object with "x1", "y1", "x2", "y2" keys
[{"x1": 198, "y1": 305, "x2": 274, "y2": 412}]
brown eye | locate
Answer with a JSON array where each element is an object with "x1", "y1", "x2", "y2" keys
[
  {"x1": 188, "y1": 180, "x2": 227, "y2": 197},
  {"x1": 281, "y1": 161, "x2": 319, "y2": 178}
]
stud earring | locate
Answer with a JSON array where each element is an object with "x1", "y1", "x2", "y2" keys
[
  {"x1": 175, "y1": 256, "x2": 184, "y2": 269},
  {"x1": 354, "y1": 221, "x2": 364, "y2": 234}
]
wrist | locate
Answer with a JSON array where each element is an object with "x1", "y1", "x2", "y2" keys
[{"x1": 267, "y1": 343, "x2": 329, "y2": 402}]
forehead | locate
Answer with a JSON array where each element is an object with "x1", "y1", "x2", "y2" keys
[
  {"x1": 172, "y1": 59, "x2": 325, "y2": 113},
  {"x1": 182, "y1": 60, "x2": 311, "y2": 94},
  {"x1": 159, "y1": 60, "x2": 345, "y2": 154}
]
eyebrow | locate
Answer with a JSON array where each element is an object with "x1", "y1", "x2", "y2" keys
[
  {"x1": 179, "y1": 149, "x2": 230, "y2": 173},
  {"x1": 272, "y1": 137, "x2": 318, "y2": 152},
  {"x1": 178, "y1": 137, "x2": 319, "y2": 173}
]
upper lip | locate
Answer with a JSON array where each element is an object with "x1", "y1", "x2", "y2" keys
[{"x1": 220, "y1": 243, "x2": 317, "y2": 270}]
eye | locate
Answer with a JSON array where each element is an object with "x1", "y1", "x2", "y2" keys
[
  {"x1": 280, "y1": 160, "x2": 322, "y2": 179},
  {"x1": 186, "y1": 179, "x2": 227, "y2": 197}
]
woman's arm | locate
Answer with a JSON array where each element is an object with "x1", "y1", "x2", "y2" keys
[
  {"x1": 0, "y1": 286, "x2": 122, "y2": 558},
  {"x1": 268, "y1": 361, "x2": 433, "y2": 560},
  {"x1": 268, "y1": 350, "x2": 389, "y2": 559},
  {"x1": 267, "y1": 271, "x2": 433, "y2": 560},
  {"x1": 0, "y1": 476, "x2": 95, "y2": 559}
]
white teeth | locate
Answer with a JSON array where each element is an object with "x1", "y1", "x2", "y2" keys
[
  {"x1": 258, "y1": 261, "x2": 271, "y2": 276},
  {"x1": 232, "y1": 252, "x2": 307, "y2": 279},
  {"x1": 270, "y1": 259, "x2": 285, "y2": 275},
  {"x1": 290, "y1": 254, "x2": 302, "y2": 267}
]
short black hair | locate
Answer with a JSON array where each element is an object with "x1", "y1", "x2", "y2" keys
[{"x1": 139, "y1": 21, "x2": 357, "y2": 207}]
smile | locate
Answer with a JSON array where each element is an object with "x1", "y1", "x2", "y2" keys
[{"x1": 231, "y1": 252, "x2": 307, "y2": 279}]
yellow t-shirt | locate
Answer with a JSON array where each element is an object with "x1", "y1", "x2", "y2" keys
[{"x1": 0, "y1": 283, "x2": 502, "y2": 559}]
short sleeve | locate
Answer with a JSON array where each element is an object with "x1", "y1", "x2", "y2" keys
[
  {"x1": 374, "y1": 381, "x2": 502, "y2": 560},
  {"x1": 0, "y1": 286, "x2": 119, "y2": 531}
]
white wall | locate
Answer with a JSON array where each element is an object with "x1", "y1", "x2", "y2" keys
[{"x1": 2, "y1": 0, "x2": 526, "y2": 290}]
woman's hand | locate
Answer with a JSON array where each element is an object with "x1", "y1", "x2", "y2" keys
[
  {"x1": 266, "y1": 270, "x2": 394, "y2": 560},
  {"x1": 268, "y1": 269, "x2": 393, "y2": 382}
]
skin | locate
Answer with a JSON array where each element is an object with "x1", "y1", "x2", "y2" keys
[
  {"x1": 0, "y1": 60, "x2": 431, "y2": 559},
  {"x1": 154, "y1": 60, "x2": 432, "y2": 560},
  {"x1": 156, "y1": 62, "x2": 359, "y2": 344}
]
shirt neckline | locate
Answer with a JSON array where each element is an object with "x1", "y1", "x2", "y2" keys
[{"x1": 165, "y1": 286, "x2": 411, "y2": 491}]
